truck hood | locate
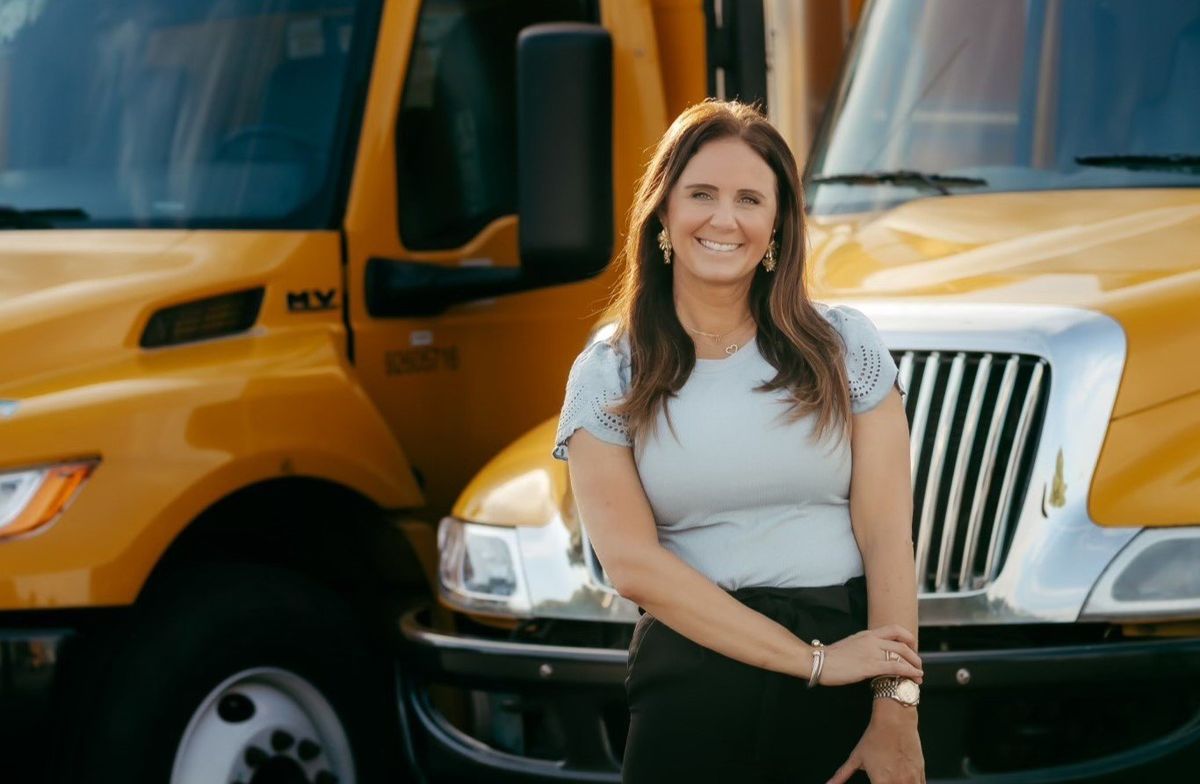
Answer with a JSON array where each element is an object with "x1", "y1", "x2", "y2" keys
[
  {"x1": 0, "y1": 230, "x2": 188, "y2": 302},
  {"x1": 807, "y1": 188, "x2": 1200, "y2": 417},
  {"x1": 0, "y1": 231, "x2": 191, "y2": 394},
  {"x1": 0, "y1": 230, "x2": 333, "y2": 399}
]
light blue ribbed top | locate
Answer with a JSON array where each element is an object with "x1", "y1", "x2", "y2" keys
[{"x1": 552, "y1": 304, "x2": 905, "y2": 589}]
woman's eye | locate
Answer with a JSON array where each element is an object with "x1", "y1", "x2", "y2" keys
[{"x1": 688, "y1": 191, "x2": 758, "y2": 204}]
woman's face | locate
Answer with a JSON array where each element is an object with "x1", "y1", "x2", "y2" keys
[{"x1": 661, "y1": 136, "x2": 778, "y2": 286}]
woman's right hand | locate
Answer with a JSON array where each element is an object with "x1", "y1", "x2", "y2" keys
[{"x1": 813, "y1": 625, "x2": 924, "y2": 686}]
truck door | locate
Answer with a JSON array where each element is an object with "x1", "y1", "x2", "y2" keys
[{"x1": 342, "y1": 0, "x2": 609, "y2": 518}]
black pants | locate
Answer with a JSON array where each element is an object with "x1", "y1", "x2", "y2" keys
[{"x1": 623, "y1": 576, "x2": 873, "y2": 783}]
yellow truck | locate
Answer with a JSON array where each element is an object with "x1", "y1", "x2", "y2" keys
[
  {"x1": 0, "y1": 0, "x2": 861, "y2": 781},
  {"x1": 413, "y1": 0, "x2": 1200, "y2": 781}
]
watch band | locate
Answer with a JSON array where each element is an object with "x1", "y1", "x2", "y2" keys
[{"x1": 871, "y1": 676, "x2": 920, "y2": 706}]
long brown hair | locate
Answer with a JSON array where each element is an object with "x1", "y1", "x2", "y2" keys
[{"x1": 608, "y1": 99, "x2": 852, "y2": 447}]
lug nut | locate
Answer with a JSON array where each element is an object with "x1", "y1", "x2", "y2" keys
[
  {"x1": 297, "y1": 739, "x2": 321, "y2": 761},
  {"x1": 315, "y1": 772, "x2": 338, "y2": 784},
  {"x1": 271, "y1": 730, "x2": 295, "y2": 751},
  {"x1": 244, "y1": 745, "x2": 268, "y2": 767}
]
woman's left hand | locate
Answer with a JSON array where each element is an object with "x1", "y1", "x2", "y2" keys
[{"x1": 826, "y1": 702, "x2": 925, "y2": 784}]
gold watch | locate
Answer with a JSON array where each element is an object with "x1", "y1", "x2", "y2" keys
[{"x1": 871, "y1": 676, "x2": 920, "y2": 707}]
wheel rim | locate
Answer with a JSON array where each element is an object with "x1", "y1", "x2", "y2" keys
[{"x1": 171, "y1": 667, "x2": 356, "y2": 784}]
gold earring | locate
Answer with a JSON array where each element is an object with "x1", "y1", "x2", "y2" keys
[
  {"x1": 762, "y1": 235, "x2": 777, "y2": 272},
  {"x1": 657, "y1": 228, "x2": 672, "y2": 264}
]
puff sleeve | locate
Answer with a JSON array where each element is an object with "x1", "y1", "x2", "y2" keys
[
  {"x1": 823, "y1": 304, "x2": 907, "y2": 414},
  {"x1": 552, "y1": 339, "x2": 633, "y2": 460}
]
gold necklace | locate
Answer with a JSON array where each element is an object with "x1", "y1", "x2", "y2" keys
[{"x1": 679, "y1": 314, "x2": 755, "y2": 356}]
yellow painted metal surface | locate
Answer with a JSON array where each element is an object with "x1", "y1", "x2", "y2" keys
[
  {"x1": 1090, "y1": 387, "x2": 1200, "y2": 527},
  {"x1": 452, "y1": 419, "x2": 565, "y2": 527},
  {"x1": 649, "y1": 0, "x2": 708, "y2": 120},
  {"x1": 601, "y1": 0, "x2": 668, "y2": 250},
  {"x1": 0, "y1": 231, "x2": 420, "y2": 609}
]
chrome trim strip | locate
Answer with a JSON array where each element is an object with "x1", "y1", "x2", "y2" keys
[
  {"x1": 897, "y1": 351, "x2": 915, "y2": 409},
  {"x1": 984, "y1": 360, "x2": 1046, "y2": 582},
  {"x1": 914, "y1": 353, "x2": 965, "y2": 588},
  {"x1": 908, "y1": 352, "x2": 940, "y2": 495},
  {"x1": 959, "y1": 355, "x2": 1018, "y2": 590},
  {"x1": 935, "y1": 353, "x2": 989, "y2": 592},
  {"x1": 400, "y1": 608, "x2": 628, "y2": 664}
]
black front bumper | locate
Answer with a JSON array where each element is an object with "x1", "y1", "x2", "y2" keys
[{"x1": 398, "y1": 607, "x2": 1200, "y2": 783}]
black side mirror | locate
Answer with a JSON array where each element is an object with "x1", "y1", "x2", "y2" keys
[
  {"x1": 365, "y1": 23, "x2": 613, "y2": 317},
  {"x1": 517, "y1": 23, "x2": 613, "y2": 282}
]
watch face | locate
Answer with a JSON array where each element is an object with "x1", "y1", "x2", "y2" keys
[{"x1": 896, "y1": 679, "x2": 920, "y2": 704}]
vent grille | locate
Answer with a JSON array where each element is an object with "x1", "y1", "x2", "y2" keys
[
  {"x1": 141, "y1": 288, "x2": 264, "y2": 349},
  {"x1": 899, "y1": 350, "x2": 1049, "y2": 593}
]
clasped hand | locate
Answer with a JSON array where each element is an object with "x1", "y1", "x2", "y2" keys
[{"x1": 815, "y1": 624, "x2": 923, "y2": 686}]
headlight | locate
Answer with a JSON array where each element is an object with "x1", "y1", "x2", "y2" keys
[
  {"x1": 1081, "y1": 527, "x2": 1200, "y2": 621},
  {"x1": 438, "y1": 517, "x2": 532, "y2": 617},
  {"x1": 438, "y1": 513, "x2": 638, "y2": 622},
  {"x1": 0, "y1": 461, "x2": 97, "y2": 539}
]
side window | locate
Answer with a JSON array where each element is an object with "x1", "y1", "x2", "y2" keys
[{"x1": 397, "y1": 0, "x2": 596, "y2": 250}]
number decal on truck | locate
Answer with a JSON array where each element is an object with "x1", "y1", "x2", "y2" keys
[{"x1": 385, "y1": 347, "x2": 460, "y2": 375}]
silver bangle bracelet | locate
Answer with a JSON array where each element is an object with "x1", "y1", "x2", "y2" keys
[{"x1": 806, "y1": 639, "x2": 825, "y2": 688}]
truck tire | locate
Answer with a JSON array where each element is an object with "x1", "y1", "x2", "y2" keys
[{"x1": 68, "y1": 564, "x2": 407, "y2": 784}]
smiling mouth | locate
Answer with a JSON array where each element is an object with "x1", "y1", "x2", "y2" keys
[{"x1": 695, "y1": 237, "x2": 743, "y2": 253}]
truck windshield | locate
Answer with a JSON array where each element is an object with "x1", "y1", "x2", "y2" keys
[
  {"x1": 0, "y1": 0, "x2": 377, "y2": 229},
  {"x1": 805, "y1": 0, "x2": 1200, "y2": 215}
]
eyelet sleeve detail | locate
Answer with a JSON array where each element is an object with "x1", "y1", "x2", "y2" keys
[
  {"x1": 552, "y1": 339, "x2": 633, "y2": 460},
  {"x1": 822, "y1": 304, "x2": 907, "y2": 414}
]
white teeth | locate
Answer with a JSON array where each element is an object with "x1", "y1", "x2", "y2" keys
[{"x1": 697, "y1": 238, "x2": 741, "y2": 252}]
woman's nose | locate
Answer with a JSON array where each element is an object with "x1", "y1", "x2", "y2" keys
[{"x1": 708, "y1": 199, "x2": 737, "y2": 229}]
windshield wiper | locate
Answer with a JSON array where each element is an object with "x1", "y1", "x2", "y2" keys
[
  {"x1": 0, "y1": 206, "x2": 90, "y2": 229},
  {"x1": 809, "y1": 169, "x2": 988, "y2": 195},
  {"x1": 1075, "y1": 154, "x2": 1200, "y2": 172}
]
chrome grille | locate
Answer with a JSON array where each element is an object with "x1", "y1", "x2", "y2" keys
[{"x1": 898, "y1": 349, "x2": 1049, "y2": 594}]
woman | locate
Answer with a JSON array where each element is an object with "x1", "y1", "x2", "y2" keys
[{"x1": 552, "y1": 100, "x2": 925, "y2": 784}]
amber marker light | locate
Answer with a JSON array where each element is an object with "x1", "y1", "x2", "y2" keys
[{"x1": 0, "y1": 461, "x2": 97, "y2": 538}]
